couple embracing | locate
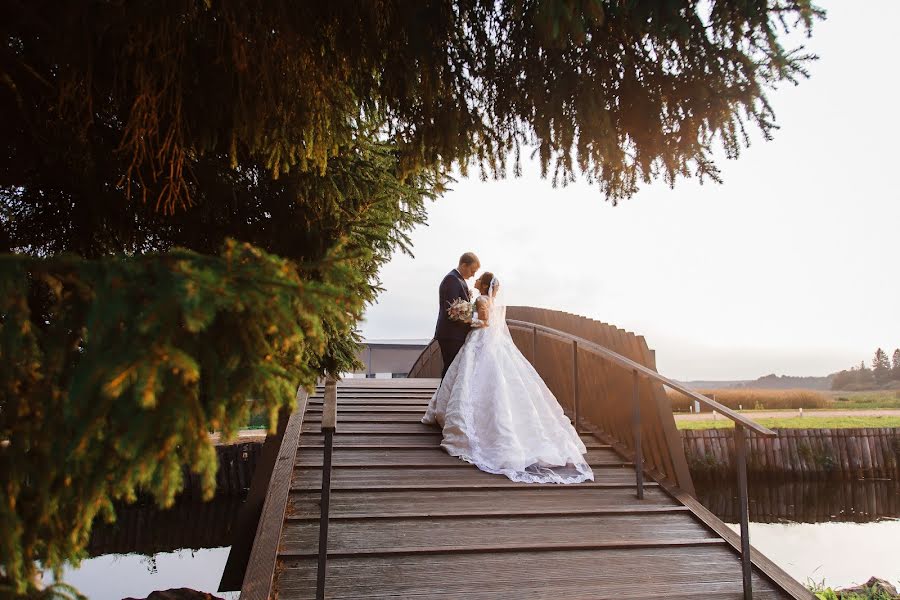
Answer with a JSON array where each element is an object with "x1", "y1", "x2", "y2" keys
[{"x1": 422, "y1": 252, "x2": 593, "y2": 484}]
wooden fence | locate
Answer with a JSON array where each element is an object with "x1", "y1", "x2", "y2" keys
[
  {"x1": 409, "y1": 306, "x2": 695, "y2": 495},
  {"x1": 87, "y1": 443, "x2": 263, "y2": 557},
  {"x1": 683, "y1": 428, "x2": 900, "y2": 480},
  {"x1": 179, "y1": 441, "x2": 263, "y2": 500},
  {"x1": 87, "y1": 495, "x2": 244, "y2": 556}
]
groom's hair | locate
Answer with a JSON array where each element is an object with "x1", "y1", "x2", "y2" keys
[{"x1": 459, "y1": 252, "x2": 479, "y2": 267}]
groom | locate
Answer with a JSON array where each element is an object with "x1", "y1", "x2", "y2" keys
[{"x1": 435, "y1": 252, "x2": 480, "y2": 377}]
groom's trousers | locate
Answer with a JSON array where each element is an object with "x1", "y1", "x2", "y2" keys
[{"x1": 437, "y1": 338, "x2": 466, "y2": 378}]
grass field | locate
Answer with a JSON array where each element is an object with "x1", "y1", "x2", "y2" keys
[
  {"x1": 668, "y1": 388, "x2": 900, "y2": 412},
  {"x1": 824, "y1": 390, "x2": 900, "y2": 410},
  {"x1": 676, "y1": 415, "x2": 900, "y2": 430}
]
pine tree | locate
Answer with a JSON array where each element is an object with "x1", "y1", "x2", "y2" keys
[
  {"x1": 0, "y1": 1, "x2": 825, "y2": 594},
  {"x1": 0, "y1": 1, "x2": 822, "y2": 212},
  {"x1": 854, "y1": 361, "x2": 875, "y2": 388},
  {"x1": 892, "y1": 349, "x2": 900, "y2": 380},
  {"x1": 872, "y1": 348, "x2": 891, "y2": 385}
]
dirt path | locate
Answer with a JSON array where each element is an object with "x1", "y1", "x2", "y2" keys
[{"x1": 674, "y1": 408, "x2": 900, "y2": 421}]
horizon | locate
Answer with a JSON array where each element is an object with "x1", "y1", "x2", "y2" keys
[
  {"x1": 359, "y1": 335, "x2": 877, "y2": 382},
  {"x1": 360, "y1": 0, "x2": 900, "y2": 381}
]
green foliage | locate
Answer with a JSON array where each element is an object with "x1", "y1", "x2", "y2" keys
[
  {"x1": 0, "y1": 133, "x2": 434, "y2": 594},
  {"x1": 873, "y1": 349, "x2": 892, "y2": 385},
  {"x1": 0, "y1": 242, "x2": 360, "y2": 593},
  {"x1": 1, "y1": 1, "x2": 823, "y2": 210},
  {"x1": 893, "y1": 350, "x2": 900, "y2": 380},
  {"x1": 807, "y1": 579, "x2": 898, "y2": 600},
  {"x1": 0, "y1": 133, "x2": 435, "y2": 589}
]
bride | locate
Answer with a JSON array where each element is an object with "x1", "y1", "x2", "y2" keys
[{"x1": 422, "y1": 272, "x2": 593, "y2": 484}]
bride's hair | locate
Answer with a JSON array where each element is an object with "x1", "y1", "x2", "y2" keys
[{"x1": 476, "y1": 272, "x2": 495, "y2": 294}]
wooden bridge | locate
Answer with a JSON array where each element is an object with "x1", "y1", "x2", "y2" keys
[{"x1": 222, "y1": 307, "x2": 813, "y2": 599}]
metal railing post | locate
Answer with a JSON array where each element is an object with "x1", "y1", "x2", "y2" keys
[
  {"x1": 572, "y1": 341, "x2": 579, "y2": 429},
  {"x1": 631, "y1": 369, "x2": 644, "y2": 500},
  {"x1": 734, "y1": 424, "x2": 753, "y2": 599},
  {"x1": 316, "y1": 380, "x2": 338, "y2": 600}
]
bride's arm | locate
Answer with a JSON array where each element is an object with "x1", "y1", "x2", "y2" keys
[{"x1": 472, "y1": 297, "x2": 490, "y2": 328}]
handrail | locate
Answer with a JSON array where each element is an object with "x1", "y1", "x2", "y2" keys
[
  {"x1": 506, "y1": 319, "x2": 775, "y2": 437},
  {"x1": 321, "y1": 380, "x2": 337, "y2": 431},
  {"x1": 316, "y1": 379, "x2": 337, "y2": 600}
]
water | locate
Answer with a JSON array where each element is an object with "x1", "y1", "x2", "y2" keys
[
  {"x1": 54, "y1": 480, "x2": 900, "y2": 597},
  {"x1": 49, "y1": 496, "x2": 244, "y2": 600},
  {"x1": 694, "y1": 478, "x2": 900, "y2": 591},
  {"x1": 55, "y1": 548, "x2": 237, "y2": 600}
]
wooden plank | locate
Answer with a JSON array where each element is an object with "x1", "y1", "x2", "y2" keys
[
  {"x1": 275, "y1": 547, "x2": 790, "y2": 599},
  {"x1": 299, "y1": 433, "x2": 442, "y2": 447},
  {"x1": 239, "y1": 390, "x2": 309, "y2": 600},
  {"x1": 292, "y1": 466, "x2": 647, "y2": 490},
  {"x1": 622, "y1": 332, "x2": 667, "y2": 484},
  {"x1": 307, "y1": 398, "x2": 430, "y2": 406},
  {"x1": 783, "y1": 429, "x2": 796, "y2": 478},
  {"x1": 885, "y1": 428, "x2": 897, "y2": 478},
  {"x1": 847, "y1": 431, "x2": 861, "y2": 478},
  {"x1": 302, "y1": 422, "x2": 440, "y2": 434},
  {"x1": 305, "y1": 406, "x2": 431, "y2": 413},
  {"x1": 334, "y1": 378, "x2": 441, "y2": 389},
  {"x1": 870, "y1": 428, "x2": 885, "y2": 477},
  {"x1": 295, "y1": 447, "x2": 625, "y2": 468},
  {"x1": 280, "y1": 513, "x2": 718, "y2": 555},
  {"x1": 286, "y1": 487, "x2": 680, "y2": 519},
  {"x1": 305, "y1": 412, "x2": 426, "y2": 423},
  {"x1": 766, "y1": 431, "x2": 779, "y2": 479},
  {"x1": 280, "y1": 537, "x2": 726, "y2": 559},
  {"x1": 860, "y1": 428, "x2": 873, "y2": 478},
  {"x1": 298, "y1": 432, "x2": 609, "y2": 448},
  {"x1": 310, "y1": 394, "x2": 434, "y2": 402}
]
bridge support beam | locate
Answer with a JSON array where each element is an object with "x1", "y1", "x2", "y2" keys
[
  {"x1": 735, "y1": 424, "x2": 753, "y2": 599},
  {"x1": 631, "y1": 369, "x2": 644, "y2": 500}
]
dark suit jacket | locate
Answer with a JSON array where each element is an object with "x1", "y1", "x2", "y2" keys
[{"x1": 434, "y1": 269, "x2": 472, "y2": 341}]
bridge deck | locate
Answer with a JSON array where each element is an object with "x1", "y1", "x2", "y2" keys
[{"x1": 258, "y1": 379, "x2": 802, "y2": 599}]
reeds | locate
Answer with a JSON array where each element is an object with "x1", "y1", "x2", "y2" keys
[{"x1": 667, "y1": 388, "x2": 831, "y2": 412}]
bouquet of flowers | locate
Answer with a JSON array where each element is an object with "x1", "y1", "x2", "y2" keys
[{"x1": 447, "y1": 297, "x2": 474, "y2": 323}]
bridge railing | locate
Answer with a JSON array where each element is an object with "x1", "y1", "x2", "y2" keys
[{"x1": 408, "y1": 306, "x2": 776, "y2": 600}]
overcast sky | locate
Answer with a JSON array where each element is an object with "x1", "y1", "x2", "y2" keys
[{"x1": 360, "y1": 1, "x2": 900, "y2": 381}]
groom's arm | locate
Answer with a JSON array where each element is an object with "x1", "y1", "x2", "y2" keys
[{"x1": 438, "y1": 275, "x2": 457, "y2": 313}]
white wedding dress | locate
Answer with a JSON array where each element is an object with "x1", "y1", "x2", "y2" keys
[{"x1": 422, "y1": 287, "x2": 593, "y2": 484}]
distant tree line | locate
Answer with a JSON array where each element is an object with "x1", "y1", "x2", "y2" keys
[
  {"x1": 740, "y1": 373, "x2": 831, "y2": 390},
  {"x1": 830, "y1": 348, "x2": 900, "y2": 390}
]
